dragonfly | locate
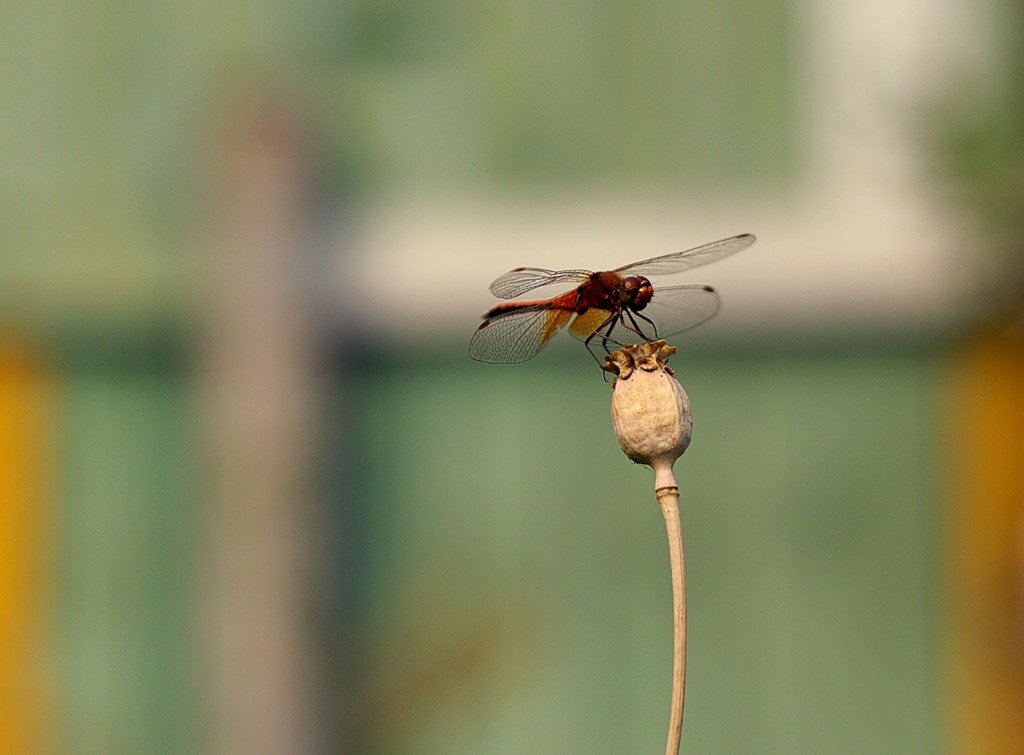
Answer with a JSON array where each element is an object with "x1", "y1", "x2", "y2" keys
[{"x1": 470, "y1": 233, "x2": 755, "y2": 364}]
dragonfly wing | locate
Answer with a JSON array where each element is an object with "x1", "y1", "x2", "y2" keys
[
  {"x1": 489, "y1": 267, "x2": 592, "y2": 299},
  {"x1": 568, "y1": 307, "x2": 614, "y2": 341},
  {"x1": 640, "y1": 284, "x2": 721, "y2": 337},
  {"x1": 613, "y1": 233, "x2": 755, "y2": 277},
  {"x1": 470, "y1": 306, "x2": 573, "y2": 363}
]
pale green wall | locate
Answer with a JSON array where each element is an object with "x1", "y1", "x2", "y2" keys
[
  {"x1": 58, "y1": 348, "x2": 199, "y2": 754},
  {"x1": 339, "y1": 343, "x2": 943, "y2": 753}
]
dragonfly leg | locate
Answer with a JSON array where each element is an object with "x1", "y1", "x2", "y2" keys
[
  {"x1": 600, "y1": 314, "x2": 630, "y2": 352},
  {"x1": 634, "y1": 310, "x2": 659, "y2": 340},
  {"x1": 602, "y1": 318, "x2": 617, "y2": 354},
  {"x1": 625, "y1": 309, "x2": 657, "y2": 342},
  {"x1": 584, "y1": 312, "x2": 619, "y2": 366}
]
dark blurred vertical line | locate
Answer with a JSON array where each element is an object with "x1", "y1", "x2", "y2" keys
[
  {"x1": 201, "y1": 86, "x2": 320, "y2": 754},
  {"x1": 316, "y1": 357, "x2": 364, "y2": 754},
  {"x1": 309, "y1": 114, "x2": 365, "y2": 755}
]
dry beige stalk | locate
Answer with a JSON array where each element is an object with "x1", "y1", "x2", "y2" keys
[{"x1": 603, "y1": 341, "x2": 691, "y2": 755}]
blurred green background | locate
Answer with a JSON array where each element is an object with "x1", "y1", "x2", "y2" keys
[{"x1": 2, "y1": 1, "x2": 1023, "y2": 753}]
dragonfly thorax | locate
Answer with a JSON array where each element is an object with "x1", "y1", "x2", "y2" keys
[{"x1": 619, "y1": 275, "x2": 654, "y2": 310}]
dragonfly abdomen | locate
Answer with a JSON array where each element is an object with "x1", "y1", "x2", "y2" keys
[{"x1": 484, "y1": 295, "x2": 581, "y2": 320}]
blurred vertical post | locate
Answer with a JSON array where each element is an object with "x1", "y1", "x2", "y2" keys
[
  {"x1": 0, "y1": 342, "x2": 53, "y2": 754},
  {"x1": 948, "y1": 323, "x2": 1024, "y2": 752},
  {"x1": 202, "y1": 86, "x2": 317, "y2": 753}
]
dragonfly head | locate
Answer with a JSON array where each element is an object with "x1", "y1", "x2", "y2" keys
[{"x1": 621, "y1": 275, "x2": 654, "y2": 310}]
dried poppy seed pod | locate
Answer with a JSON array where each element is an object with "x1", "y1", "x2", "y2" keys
[
  {"x1": 604, "y1": 341, "x2": 692, "y2": 489},
  {"x1": 604, "y1": 339, "x2": 693, "y2": 753}
]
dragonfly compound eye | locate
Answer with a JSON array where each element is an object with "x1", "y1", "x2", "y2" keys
[
  {"x1": 632, "y1": 277, "x2": 654, "y2": 309},
  {"x1": 621, "y1": 276, "x2": 643, "y2": 297}
]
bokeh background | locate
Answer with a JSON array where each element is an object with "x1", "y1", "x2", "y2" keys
[{"x1": 3, "y1": 1, "x2": 1023, "y2": 753}]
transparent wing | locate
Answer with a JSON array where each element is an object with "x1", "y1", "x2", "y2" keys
[
  {"x1": 613, "y1": 233, "x2": 755, "y2": 277},
  {"x1": 489, "y1": 267, "x2": 592, "y2": 299},
  {"x1": 469, "y1": 306, "x2": 572, "y2": 363},
  {"x1": 641, "y1": 284, "x2": 721, "y2": 337}
]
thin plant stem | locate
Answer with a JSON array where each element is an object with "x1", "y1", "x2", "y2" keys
[
  {"x1": 655, "y1": 465, "x2": 686, "y2": 755},
  {"x1": 606, "y1": 342, "x2": 692, "y2": 753}
]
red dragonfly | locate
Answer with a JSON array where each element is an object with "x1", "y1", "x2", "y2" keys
[{"x1": 470, "y1": 233, "x2": 755, "y2": 364}]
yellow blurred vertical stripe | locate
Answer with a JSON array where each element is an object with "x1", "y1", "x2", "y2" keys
[
  {"x1": 0, "y1": 341, "x2": 53, "y2": 755},
  {"x1": 948, "y1": 325, "x2": 1024, "y2": 754}
]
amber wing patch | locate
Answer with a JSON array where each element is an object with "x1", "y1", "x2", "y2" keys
[
  {"x1": 540, "y1": 309, "x2": 573, "y2": 345},
  {"x1": 569, "y1": 308, "x2": 613, "y2": 340}
]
